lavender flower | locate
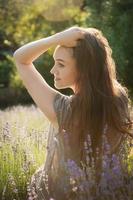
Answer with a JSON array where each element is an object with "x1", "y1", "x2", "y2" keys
[{"x1": 58, "y1": 131, "x2": 133, "y2": 200}]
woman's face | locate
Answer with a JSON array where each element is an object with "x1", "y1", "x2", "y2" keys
[{"x1": 50, "y1": 46, "x2": 78, "y2": 93}]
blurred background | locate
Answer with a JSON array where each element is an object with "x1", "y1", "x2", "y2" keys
[
  {"x1": 0, "y1": 1, "x2": 133, "y2": 199},
  {"x1": 0, "y1": 0, "x2": 133, "y2": 108}
]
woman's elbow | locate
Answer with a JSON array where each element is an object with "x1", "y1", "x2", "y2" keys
[{"x1": 13, "y1": 49, "x2": 29, "y2": 65}]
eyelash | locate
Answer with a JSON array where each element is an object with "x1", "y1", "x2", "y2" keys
[{"x1": 58, "y1": 63, "x2": 65, "y2": 67}]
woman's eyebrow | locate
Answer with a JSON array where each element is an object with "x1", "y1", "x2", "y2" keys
[{"x1": 54, "y1": 58, "x2": 66, "y2": 63}]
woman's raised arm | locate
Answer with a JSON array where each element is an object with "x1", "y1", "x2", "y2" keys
[{"x1": 13, "y1": 27, "x2": 84, "y2": 125}]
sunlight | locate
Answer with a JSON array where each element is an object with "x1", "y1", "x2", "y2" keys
[{"x1": 39, "y1": 0, "x2": 84, "y2": 21}]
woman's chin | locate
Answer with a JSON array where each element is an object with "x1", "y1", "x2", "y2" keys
[
  {"x1": 54, "y1": 84, "x2": 66, "y2": 90},
  {"x1": 54, "y1": 84, "x2": 62, "y2": 89}
]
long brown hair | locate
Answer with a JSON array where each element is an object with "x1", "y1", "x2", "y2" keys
[{"x1": 63, "y1": 28, "x2": 132, "y2": 164}]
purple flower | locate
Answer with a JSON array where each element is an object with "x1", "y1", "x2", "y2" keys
[{"x1": 66, "y1": 159, "x2": 85, "y2": 179}]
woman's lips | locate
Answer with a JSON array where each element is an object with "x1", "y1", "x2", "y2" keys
[{"x1": 54, "y1": 78, "x2": 61, "y2": 81}]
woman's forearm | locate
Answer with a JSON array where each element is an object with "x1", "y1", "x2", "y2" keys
[
  {"x1": 13, "y1": 34, "x2": 60, "y2": 64},
  {"x1": 13, "y1": 27, "x2": 84, "y2": 65}
]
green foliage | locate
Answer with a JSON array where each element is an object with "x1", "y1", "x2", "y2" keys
[
  {"x1": 0, "y1": 60, "x2": 11, "y2": 87},
  {"x1": 10, "y1": 73, "x2": 24, "y2": 89},
  {"x1": 34, "y1": 51, "x2": 54, "y2": 87},
  {"x1": 0, "y1": 0, "x2": 133, "y2": 106},
  {"x1": 83, "y1": 0, "x2": 133, "y2": 95},
  {"x1": 0, "y1": 54, "x2": 14, "y2": 87}
]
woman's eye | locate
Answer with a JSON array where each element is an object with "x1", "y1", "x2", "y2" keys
[{"x1": 58, "y1": 63, "x2": 65, "y2": 67}]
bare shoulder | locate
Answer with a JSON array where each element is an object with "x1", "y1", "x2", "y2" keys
[{"x1": 14, "y1": 61, "x2": 59, "y2": 124}]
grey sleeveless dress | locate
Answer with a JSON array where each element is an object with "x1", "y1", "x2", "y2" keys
[{"x1": 29, "y1": 93, "x2": 128, "y2": 200}]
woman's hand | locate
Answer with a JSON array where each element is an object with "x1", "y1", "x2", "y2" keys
[{"x1": 55, "y1": 27, "x2": 85, "y2": 47}]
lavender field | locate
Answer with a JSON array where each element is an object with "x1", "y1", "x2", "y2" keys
[
  {"x1": 0, "y1": 105, "x2": 133, "y2": 200},
  {"x1": 0, "y1": 105, "x2": 49, "y2": 200}
]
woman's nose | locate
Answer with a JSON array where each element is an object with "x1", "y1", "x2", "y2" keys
[
  {"x1": 50, "y1": 66, "x2": 54, "y2": 74},
  {"x1": 50, "y1": 65, "x2": 57, "y2": 75}
]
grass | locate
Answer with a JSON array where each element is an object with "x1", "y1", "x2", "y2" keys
[{"x1": 0, "y1": 104, "x2": 49, "y2": 200}]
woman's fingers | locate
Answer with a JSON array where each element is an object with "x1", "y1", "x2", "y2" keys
[{"x1": 56, "y1": 27, "x2": 85, "y2": 47}]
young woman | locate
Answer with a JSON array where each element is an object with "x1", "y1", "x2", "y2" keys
[{"x1": 14, "y1": 27, "x2": 132, "y2": 200}]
